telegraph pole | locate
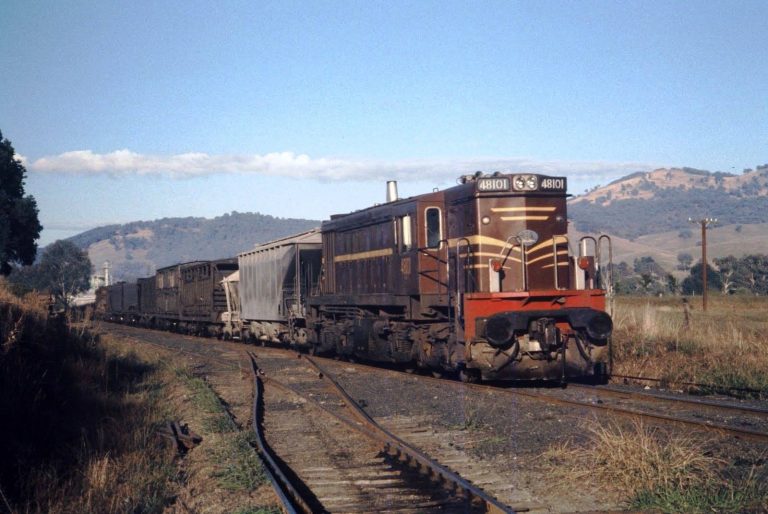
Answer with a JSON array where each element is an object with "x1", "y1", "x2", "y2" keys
[{"x1": 688, "y1": 217, "x2": 717, "y2": 311}]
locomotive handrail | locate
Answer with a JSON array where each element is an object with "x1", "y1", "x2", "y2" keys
[
  {"x1": 597, "y1": 235, "x2": 614, "y2": 315},
  {"x1": 518, "y1": 240, "x2": 527, "y2": 292},
  {"x1": 579, "y1": 236, "x2": 598, "y2": 290},
  {"x1": 418, "y1": 239, "x2": 451, "y2": 304},
  {"x1": 552, "y1": 235, "x2": 569, "y2": 290},
  {"x1": 578, "y1": 235, "x2": 613, "y2": 295},
  {"x1": 498, "y1": 235, "x2": 526, "y2": 291},
  {"x1": 454, "y1": 237, "x2": 472, "y2": 323}
]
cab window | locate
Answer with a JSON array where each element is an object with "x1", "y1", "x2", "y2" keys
[
  {"x1": 425, "y1": 208, "x2": 442, "y2": 248},
  {"x1": 401, "y1": 215, "x2": 412, "y2": 252}
]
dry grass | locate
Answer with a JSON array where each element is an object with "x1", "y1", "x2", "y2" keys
[
  {"x1": 541, "y1": 420, "x2": 768, "y2": 511},
  {"x1": 0, "y1": 280, "x2": 177, "y2": 514},
  {"x1": 611, "y1": 295, "x2": 768, "y2": 397},
  {"x1": 542, "y1": 420, "x2": 721, "y2": 498}
]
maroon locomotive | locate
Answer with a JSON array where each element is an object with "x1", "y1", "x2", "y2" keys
[{"x1": 306, "y1": 172, "x2": 613, "y2": 382}]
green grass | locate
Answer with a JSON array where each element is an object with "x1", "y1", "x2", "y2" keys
[
  {"x1": 450, "y1": 408, "x2": 487, "y2": 431},
  {"x1": 0, "y1": 285, "x2": 177, "y2": 514},
  {"x1": 631, "y1": 481, "x2": 768, "y2": 512},
  {"x1": 175, "y1": 368, "x2": 238, "y2": 432},
  {"x1": 212, "y1": 432, "x2": 267, "y2": 491},
  {"x1": 175, "y1": 368, "x2": 266, "y2": 491}
]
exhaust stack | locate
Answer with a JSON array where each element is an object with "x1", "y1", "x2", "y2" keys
[{"x1": 386, "y1": 181, "x2": 398, "y2": 202}]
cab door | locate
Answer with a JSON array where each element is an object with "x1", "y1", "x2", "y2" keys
[{"x1": 417, "y1": 200, "x2": 449, "y2": 302}]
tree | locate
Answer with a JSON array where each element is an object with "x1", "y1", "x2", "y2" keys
[
  {"x1": 713, "y1": 255, "x2": 739, "y2": 294},
  {"x1": 634, "y1": 256, "x2": 666, "y2": 277},
  {"x1": 738, "y1": 254, "x2": 768, "y2": 295},
  {"x1": 38, "y1": 240, "x2": 92, "y2": 311},
  {"x1": 0, "y1": 130, "x2": 42, "y2": 275},
  {"x1": 666, "y1": 273, "x2": 679, "y2": 294},
  {"x1": 639, "y1": 273, "x2": 654, "y2": 294},
  {"x1": 677, "y1": 252, "x2": 693, "y2": 271},
  {"x1": 681, "y1": 262, "x2": 722, "y2": 295}
]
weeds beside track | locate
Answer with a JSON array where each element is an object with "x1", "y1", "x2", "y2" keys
[
  {"x1": 0, "y1": 285, "x2": 176, "y2": 514},
  {"x1": 612, "y1": 296, "x2": 768, "y2": 398}
]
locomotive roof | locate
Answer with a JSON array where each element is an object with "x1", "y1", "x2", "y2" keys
[{"x1": 323, "y1": 172, "x2": 568, "y2": 232}]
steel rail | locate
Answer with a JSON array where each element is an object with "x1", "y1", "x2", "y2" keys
[
  {"x1": 247, "y1": 352, "x2": 312, "y2": 514},
  {"x1": 259, "y1": 376, "x2": 507, "y2": 513},
  {"x1": 120, "y1": 332, "x2": 239, "y2": 370},
  {"x1": 298, "y1": 354, "x2": 768, "y2": 444},
  {"x1": 611, "y1": 372, "x2": 768, "y2": 397},
  {"x1": 567, "y1": 383, "x2": 768, "y2": 418},
  {"x1": 500, "y1": 387, "x2": 768, "y2": 443},
  {"x1": 236, "y1": 345, "x2": 768, "y2": 443},
  {"x1": 300, "y1": 355, "x2": 516, "y2": 514}
]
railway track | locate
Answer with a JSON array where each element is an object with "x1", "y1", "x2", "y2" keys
[
  {"x1": 296, "y1": 353, "x2": 768, "y2": 445},
  {"x1": 251, "y1": 352, "x2": 514, "y2": 513},
  {"x1": 104, "y1": 321, "x2": 768, "y2": 445},
  {"x1": 567, "y1": 382, "x2": 768, "y2": 419},
  {"x1": 99, "y1": 322, "x2": 768, "y2": 514},
  {"x1": 103, "y1": 323, "x2": 516, "y2": 513}
]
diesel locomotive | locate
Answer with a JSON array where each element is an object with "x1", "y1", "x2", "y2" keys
[{"x1": 97, "y1": 171, "x2": 614, "y2": 383}]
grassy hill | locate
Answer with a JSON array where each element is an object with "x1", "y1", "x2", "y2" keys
[
  {"x1": 569, "y1": 166, "x2": 768, "y2": 240},
  {"x1": 67, "y1": 212, "x2": 319, "y2": 281},
  {"x1": 568, "y1": 166, "x2": 768, "y2": 273},
  {"x1": 570, "y1": 222, "x2": 768, "y2": 276}
]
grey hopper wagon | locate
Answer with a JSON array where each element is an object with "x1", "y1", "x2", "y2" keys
[{"x1": 233, "y1": 229, "x2": 322, "y2": 344}]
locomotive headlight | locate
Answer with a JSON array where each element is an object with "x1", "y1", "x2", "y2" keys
[
  {"x1": 481, "y1": 215, "x2": 491, "y2": 225},
  {"x1": 525, "y1": 175, "x2": 538, "y2": 190},
  {"x1": 513, "y1": 176, "x2": 527, "y2": 190}
]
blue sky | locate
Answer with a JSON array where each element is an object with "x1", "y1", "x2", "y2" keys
[{"x1": 2, "y1": 0, "x2": 766, "y2": 245}]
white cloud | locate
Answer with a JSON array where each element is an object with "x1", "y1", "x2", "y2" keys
[{"x1": 28, "y1": 149, "x2": 657, "y2": 183}]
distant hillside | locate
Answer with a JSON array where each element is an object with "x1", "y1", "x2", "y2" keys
[
  {"x1": 569, "y1": 166, "x2": 768, "y2": 239},
  {"x1": 569, "y1": 222, "x2": 768, "y2": 278},
  {"x1": 67, "y1": 212, "x2": 319, "y2": 282}
]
